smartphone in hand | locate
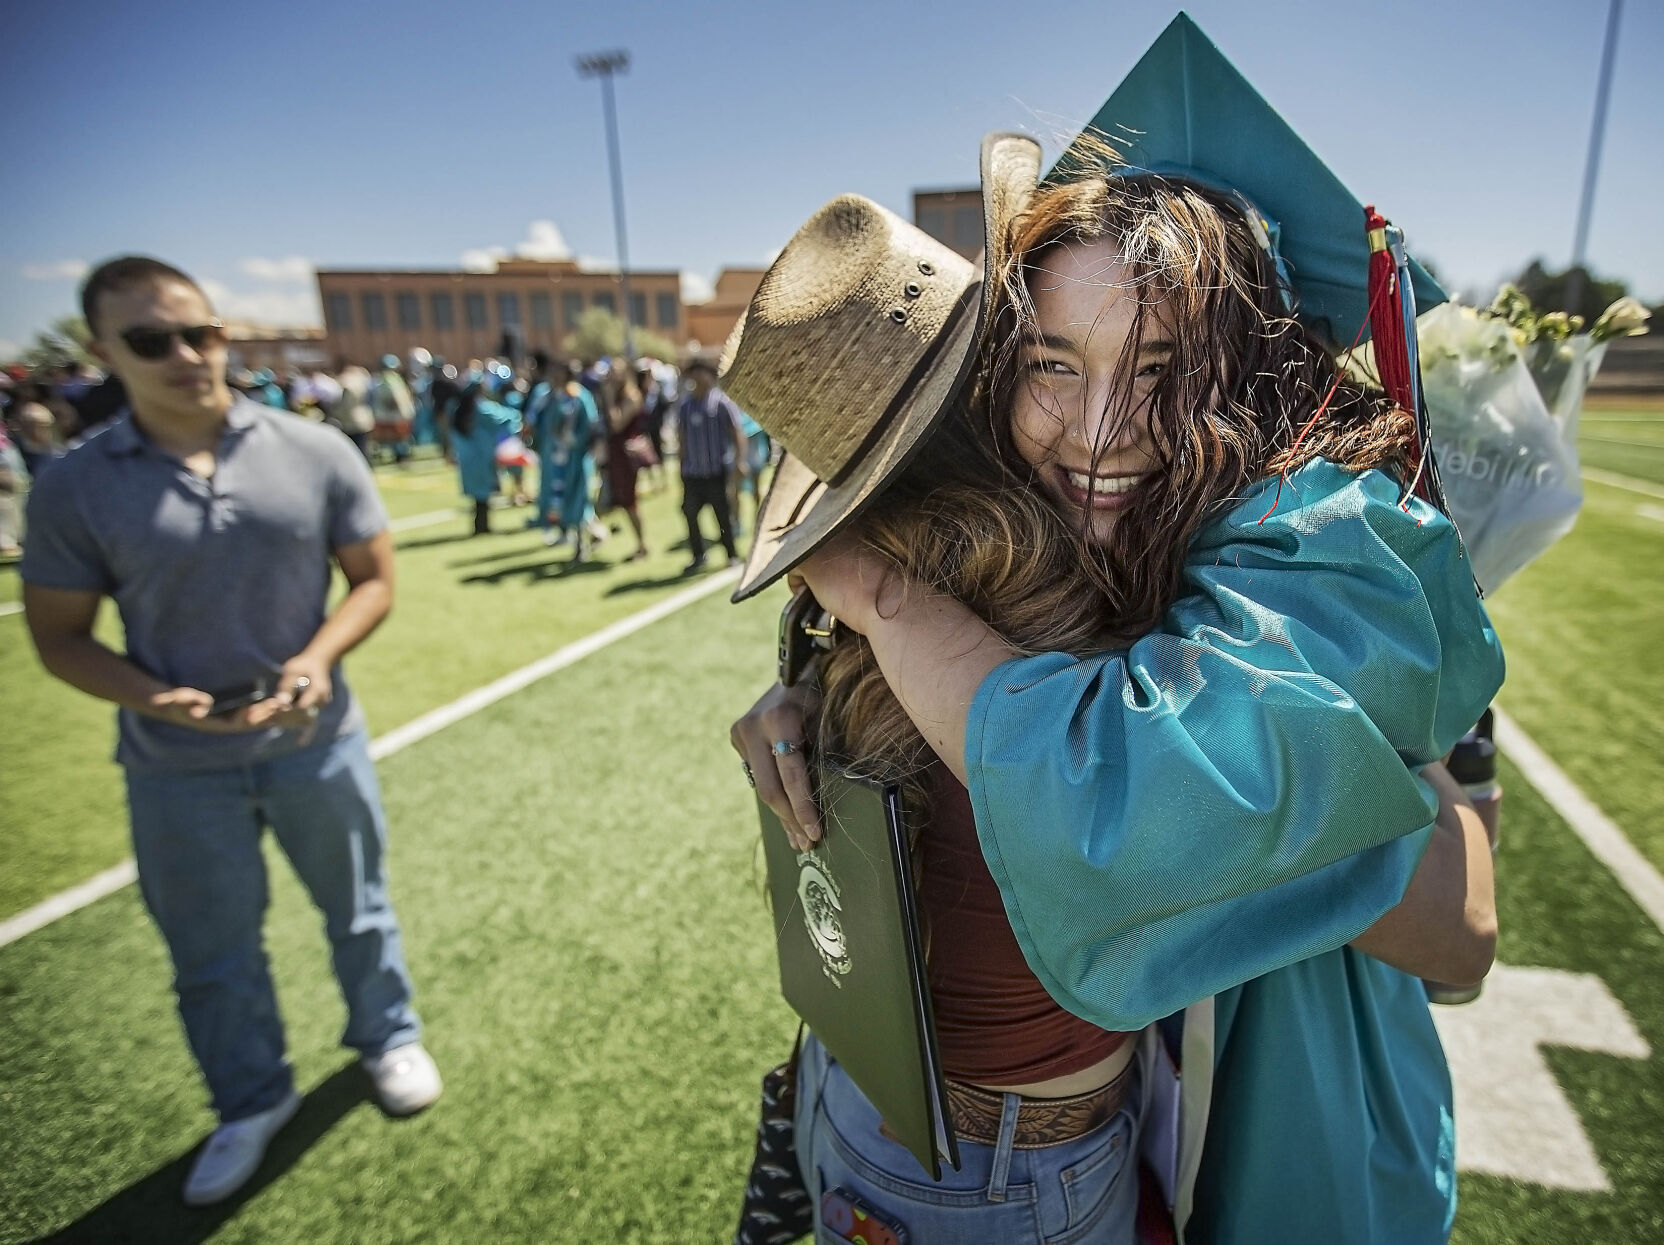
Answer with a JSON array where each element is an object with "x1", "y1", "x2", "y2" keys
[{"x1": 206, "y1": 676, "x2": 274, "y2": 717}]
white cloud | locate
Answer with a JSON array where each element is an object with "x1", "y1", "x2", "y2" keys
[
  {"x1": 516, "y1": 220, "x2": 572, "y2": 262},
  {"x1": 199, "y1": 276, "x2": 321, "y2": 328},
  {"x1": 458, "y1": 221, "x2": 575, "y2": 272},
  {"x1": 22, "y1": 259, "x2": 89, "y2": 281},
  {"x1": 238, "y1": 255, "x2": 314, "y2": 283},
  {"x1": 577, "y1": 255, "x2": 618, "y2": 273},
  {"x1": 680, "y1": 271, "x2": 715, "y2": 304},
  {"x1": 460, "y1": 245, "x2": 508, "y2": 272}
]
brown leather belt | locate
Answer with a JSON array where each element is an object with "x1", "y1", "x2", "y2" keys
[{"x1": 944, "y1": 1062, "x2": 1133, "y2": 1150}]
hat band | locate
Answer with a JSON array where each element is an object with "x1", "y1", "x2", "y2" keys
[{"x1": 821, "y1": 282, "x2": 978, "y2": 488}]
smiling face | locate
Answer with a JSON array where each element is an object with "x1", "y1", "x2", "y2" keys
[{"x1": 1007, "y1": 237, "x2": 1167, "y2": 548}]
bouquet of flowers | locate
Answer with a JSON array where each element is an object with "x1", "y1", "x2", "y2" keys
[{"x1": 1407, "y1": 288, "x2": 1649, "y2": 591}]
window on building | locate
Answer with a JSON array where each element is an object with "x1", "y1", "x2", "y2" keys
[
  {"x1": 497, "y1": 292, "x2": 521, "y2": 327},
  {"x1": 530, "y1": 292, "x2": 553, "y2": 329},
  {"x1": 562, "y1": 292, "x2": 585, "y2": 330},
  {"x1": 465, "y1": 292, "x2": 488, "y2": 329},
  {"x1": 628, "y1": 292, "x2": 648, "y2": 328},
  {"x1": 325, "y1": 292, "x2": 352, "y2": 331},
  {"x1": 918, "y1": 208, "x2": 947, "y2": 244},
  {"x1": 430, "y1": 292, "x2": 455, "y2": 330},
  {"x1": 593, "y1": 291, "x2": 617, "y2": 315},
  {"x1": 361, "y1": 292, "x2": 388, "y2": 331},
  {"x1": 396, "y1": 291, "x2": 421, "y2": 331},
  {"x1": 656, "y1": 292, "x2": 679, "y2": 330},
  {"x1": 954, "y1": 205, "x2": 980, "y2": 252}
]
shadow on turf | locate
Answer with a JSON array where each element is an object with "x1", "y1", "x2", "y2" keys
[
  {"x1": 36, "y1": 1061, "x2": 371, "y2": 1245},
  {"x1": 447, "y1": 544, "x2": 554, "y2": 568},
  {"x1": 604, "y1": 568, "x2": 714, "y2": 595},
  {"x1": 459, "y1": 555, "x2": 611, "y2": 585},
  {"x1": 394, "y1": 530, "x2": 488, "y2": 553}
]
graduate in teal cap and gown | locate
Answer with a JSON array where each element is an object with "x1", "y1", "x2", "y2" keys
[
  {"x1": 730, "y1": 14, "x2": 1501, "y2": 1243},
  {"x1": 450, "y1": 371, "x2": 521, "y2": 535},
  {"x1": 526, "y1": 357, "x2": 601, "y2": 557}
]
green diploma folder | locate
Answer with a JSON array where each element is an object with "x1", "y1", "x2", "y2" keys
[{"x1": 758, "y1": 766, "x2": 960, "y2": 1180}]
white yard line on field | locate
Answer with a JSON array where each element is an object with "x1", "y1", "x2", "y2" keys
[
  {"x1": 1637, "y1": 504, "x2": 1664, "y2": 525},
  {"x1": 1494, "y1": 706, "x2": 1664, "y2": 936},
  {"x1": 0, "y1": 862, "x2": 140, "y2": 947},
  {"x1": 387, "y1": 508, "x2": 463, "y2": 533},
  {"x1": 0, "y1": 567, "x2": 742, "y2": 950},
  {"x1": 1582, "y1": 467, "x2": 1664, "y2": 500},
  {"x1": 0, "y1": 602, "x2": 21, "y2": 618}
]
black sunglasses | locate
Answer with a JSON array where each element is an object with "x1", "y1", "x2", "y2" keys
[{"x1": 119, "y1": 321, "x2": 226, "y2": 360}]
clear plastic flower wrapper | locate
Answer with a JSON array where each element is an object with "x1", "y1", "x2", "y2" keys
[
  {"x1": 1414, "y1": 302, "x2": 1583, "y2": 592},
  {"x1": 1365, "y1": 292, "x2": 1650, "y2": 593}
]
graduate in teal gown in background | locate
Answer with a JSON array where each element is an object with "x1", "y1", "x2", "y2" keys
[
  {"x1": 450, "y1": 369, "x2": 521, "y2": 536},
  {"x1": 554, "y1": 378, "x2": 600, "y2": 562}
]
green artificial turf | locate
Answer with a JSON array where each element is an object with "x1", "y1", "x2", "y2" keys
[
  {"x1": 0, "y1": 464, "x2": 757, "y2": 919},
  {"x1": 4, "y1": 595, "x2": 1663, "y2": 1242},
  {"x1": 1484, "y1": 474, "x2": 1664, "y2": 871},
  {"x1": 4, "y1": 435, "x2": 1662, "y2": 1242},
  {"x1": 1450, "y1": 755, "x2": 1664, "y2": 1244},
  {"x1": 1579, "y1": 407, "x2": 1664, "y2": 486},
  {"x1": 0, "y1": 587, "x2": 794, "y2": 1243}
]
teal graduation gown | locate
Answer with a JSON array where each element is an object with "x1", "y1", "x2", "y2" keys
[
  {"x1": 555, "y1": 386, "x2": 599, "y2": 531},
  {"x1": 965, "y1": 460, "x2": 1503, "y2": 1241},
  {"x1": 453, "y1": 399, "x2": 520, "y2": 501}
]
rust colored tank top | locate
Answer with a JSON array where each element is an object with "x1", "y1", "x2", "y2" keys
[{"x1": 920, "y1": 765, "x2": 1131, "y2": 1085}]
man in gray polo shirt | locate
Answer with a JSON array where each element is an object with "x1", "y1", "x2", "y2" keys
[{"x1": 21, "y1": 256, "x2": 441, "y2": 1207}]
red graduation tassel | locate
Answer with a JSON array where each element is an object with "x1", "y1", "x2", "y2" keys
[
  {"x1": 1365, "y1": 205, "x2": 1434, "y2": 508},
  {"x1": 1365, "y1": 206, "x2": 1414, "y2": 416}
]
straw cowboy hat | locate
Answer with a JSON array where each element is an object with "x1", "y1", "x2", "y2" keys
[{"x1": 721, "y1": 132, "x2": 1042, "y2": 602}]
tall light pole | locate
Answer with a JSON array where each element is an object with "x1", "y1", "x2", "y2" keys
[
  {"x1": 1566, "y1": 0, "x2": 1624, "y2": 318},
  {"x1": 576, "y1": 49, "x2": 636, "y2": 361}
]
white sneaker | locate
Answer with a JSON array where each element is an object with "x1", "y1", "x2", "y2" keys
[
  {"x1": 542, "y1": 527, "x2": 561, "y2": 547},
  {"x1": 362, "y1": 1042, "x2": 442, "y2": 1116},
  {"x1": 182, "y1": 1088, "x2": 302, "y2": 1207}
]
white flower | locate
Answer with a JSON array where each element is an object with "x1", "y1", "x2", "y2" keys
[{"x1": 1591, "y1": 297, "x2": 1651, "y2": 343}]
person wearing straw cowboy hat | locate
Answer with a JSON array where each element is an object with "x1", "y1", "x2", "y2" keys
[{"x1": 727, "y1": 15, "x2": 1501, "y2": 1243}]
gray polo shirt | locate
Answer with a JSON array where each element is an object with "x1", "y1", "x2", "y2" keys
[{"x1": 21, "y1": 398, "x2": 387, "y2": 773}]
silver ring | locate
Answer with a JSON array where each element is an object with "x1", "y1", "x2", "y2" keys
[
  {"x1": 771, "y1": 739, "x2": 802, "y2": 758},
  {"x1": 292, "y1": 676, "x2": 311, "y2": 692},
  {"x1": 742, "y1": 761, "x2": 756, "y2": 788}
]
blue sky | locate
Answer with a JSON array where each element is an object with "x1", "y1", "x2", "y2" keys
[{"x1": 3, "y1": 0, "x2": 1659, "y2": 356}]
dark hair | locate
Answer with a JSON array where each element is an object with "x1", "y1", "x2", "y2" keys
[
  {"x1": 80, "y1": 255, "x2": 206, "y2": 336},
  {"x1": 452, "y1": 385, "x2": 480, "y2": 438}
]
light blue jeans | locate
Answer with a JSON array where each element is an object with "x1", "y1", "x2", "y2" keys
[
  {"x1": 794, "y1": 1034, "x2": 1141, "y2": 1244},
  {"x1": 126, "y1": 728, "x2": 420, "y2": 1123}
]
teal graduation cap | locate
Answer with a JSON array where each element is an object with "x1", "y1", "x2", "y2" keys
[{"x1": 1060, "y1": 12, "x2": 1445, "y2": 345}]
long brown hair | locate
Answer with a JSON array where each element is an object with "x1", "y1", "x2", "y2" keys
[{"x1": 816, "y1": 143, "x2": 1417, "y2": 834}]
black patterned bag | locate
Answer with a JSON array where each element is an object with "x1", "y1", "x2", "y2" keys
[{"x1": 733, "y1": 1026, "x2": 814, "y2": 1245}]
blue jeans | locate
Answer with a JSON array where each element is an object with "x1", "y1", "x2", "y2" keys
[
  {"x1": 794, "y1": 1035, "x2": 1141, "y2": 1244},
  {"x1": 126, "y1": 728, "x2": 420, "y2": 1123}
]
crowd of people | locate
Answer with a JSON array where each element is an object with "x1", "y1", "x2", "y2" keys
[{"x1": 2, "y1": 342, "x2": 774, "y2": 573}]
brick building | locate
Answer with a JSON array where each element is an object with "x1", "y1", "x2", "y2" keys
[
  {"x1": 684, "y1": 268, "x2": 768, "y2": 353},
  {"x1": 315, "y1": 259, "x2": 683, "y2": 366},
  {"x1": 223, "y1": 324, "x2": 329, "y2": 373},
  {"x1": 913, "y1": 188, "x2": 985, "y2": 259}
]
